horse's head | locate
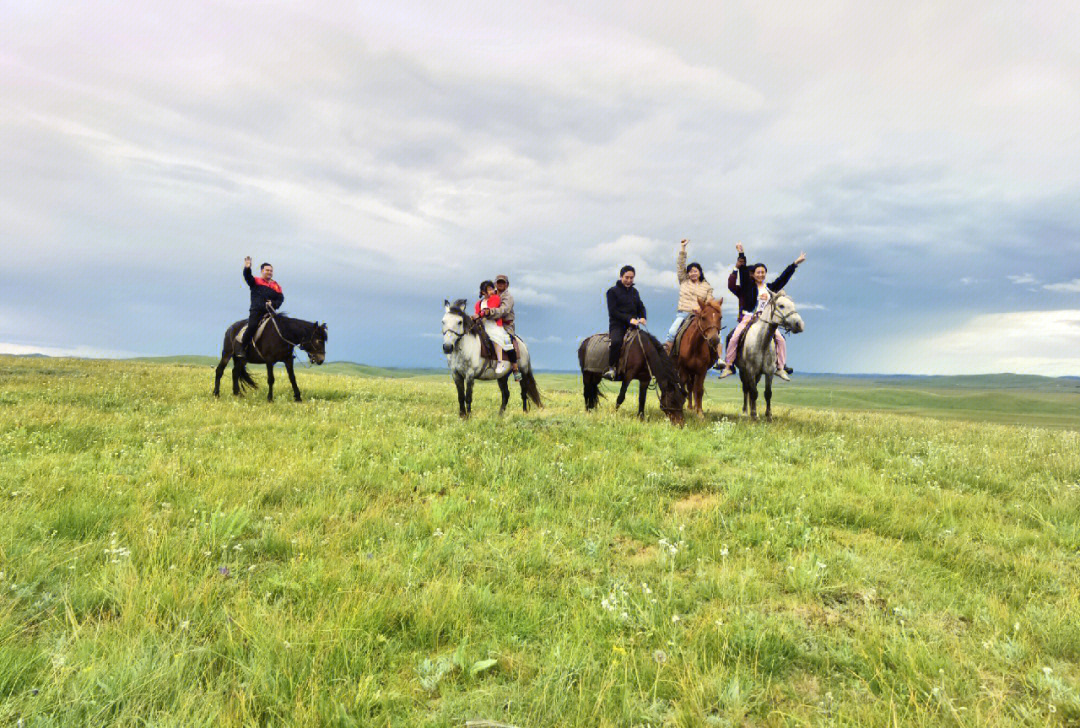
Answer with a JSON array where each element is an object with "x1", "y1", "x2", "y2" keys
[
  {"x1": 696, "y1": 296, "x2": 724, "y2": 350},
  {"x1": 301, "y1": 321, "x2": 328, "y2": 364},
  {"x1": 442, "y1": 299, "x2": 470, "y2": 354},
  {"x1": 765, "y1": 291, "x2": 804, "y2": 334}
]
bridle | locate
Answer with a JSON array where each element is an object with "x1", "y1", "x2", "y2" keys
[
  {"x1": 443, "y1": 311, "x2": 468, "y2": 351},
  {"x1": 270, "y1": 314, "x2": 324, "y2": 358},
  {"x1": 760, "y1": 295, "x2": 798, "y2": 332},
  {"x1": 692, "y1": 308, "x2": 723, "y2": 349},
  {"x1": 631, "y1": 329, "x2": 684, "y2": 417}
]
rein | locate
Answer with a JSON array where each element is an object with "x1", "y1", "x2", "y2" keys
[
  {"x1": 760, "y1": 296, "x2": 797, "y2": 331},
  {"x1": 631, "y1": 329, "x2": 682, "y2": 415},
  {"x1": 269, "y1": 314, "x2": 320, "y2": 354},
  {"x1": 692, "y1": 311, "x2": 723, "y2": 350}
]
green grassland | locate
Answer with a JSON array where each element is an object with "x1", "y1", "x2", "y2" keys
[{"x1": 1, "y1": 356, "x2": 1079, "y2": 726}]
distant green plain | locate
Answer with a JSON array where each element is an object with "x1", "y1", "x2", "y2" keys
[{"x1": 1, "y1": 356, "x2": 1078, "y2": 726}]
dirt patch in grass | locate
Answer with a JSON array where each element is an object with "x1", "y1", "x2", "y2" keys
[{"x1": 672, "y1": 492, "x2": 722, "y2": 514}]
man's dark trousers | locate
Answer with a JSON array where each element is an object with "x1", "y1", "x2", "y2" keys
[
  {"x1": 239, "y1": 311, "x2": 263, "y2": 358},
  {"x1": 608, "y1": 325, "x2": 629, "y2": 369}
]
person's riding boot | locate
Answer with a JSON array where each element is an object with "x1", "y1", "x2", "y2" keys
[
  {"x1": 602, "y1": 367, "x2": 617, "y2": 380},
  {"x1": 717, "y1": 365, "x2": 734, "y2": 379},
  {"x1": 776, "y1": 368, "x2": 791, "y2": 381},
  {"x1": 784, "y1": 366, "x2": 794, "y2": 374}
]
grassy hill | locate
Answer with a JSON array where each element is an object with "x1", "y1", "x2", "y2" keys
[{"x1": 2, "y1": 356, "x2": 1078, "y2": 725}]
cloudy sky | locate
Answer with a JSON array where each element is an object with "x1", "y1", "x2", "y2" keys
[{"x1": 3, "y1": 1, "x2": 1079, "y2": 373}]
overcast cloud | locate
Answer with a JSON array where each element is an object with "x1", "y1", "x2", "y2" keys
[{"x1": 2, "y1": 1, "x2": 1079, "y2": 373}]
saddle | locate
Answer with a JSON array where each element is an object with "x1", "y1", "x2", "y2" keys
[
  {"x1": 670, "y1": 314, "x2": 696, "y2": 360},
  {"x1": 235, "y1": 315, "x2": 273, "y2": 351},
  {"x1": 477, "y1": 328, "x2": 521, "y2": 362},
  {"x1": 724, "y1": 312, "x2": 760, "y2": 364}
]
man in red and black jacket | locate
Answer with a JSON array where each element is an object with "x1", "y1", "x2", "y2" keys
[{"x1": 238, "y1": 256, "x2": 284, "y2": 362}]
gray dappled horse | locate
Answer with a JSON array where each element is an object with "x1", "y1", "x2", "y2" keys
[
  {"x1": 734, "y1": 291, "x2": 804, "y2": 421},
  {"x1": 441, "y1": 299, "x2": 542, "y2": 418}
]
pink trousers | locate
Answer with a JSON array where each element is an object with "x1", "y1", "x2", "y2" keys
[{"x1": 724, "y1": 314, "x2": 786, "y2": 370}]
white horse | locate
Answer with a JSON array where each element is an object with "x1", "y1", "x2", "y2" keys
[
  {"x1": 441, "y1": 299, "x2": 542, "y2": 418},
  {"x1": 734, "y1": 291, "x2": 804, "y2": 421}
]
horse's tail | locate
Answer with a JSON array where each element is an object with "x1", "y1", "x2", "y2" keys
[
  {"x1": 234, "y1": 359, "x2": 258, "y2": 392},
  {"x1": 520, "y1": 370, "x2": 543, "y2": 409}
]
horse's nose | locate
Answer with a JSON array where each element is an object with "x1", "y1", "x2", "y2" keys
[
  {"x1": 442, "y1": 343, "x2": 453, "y2": 354},
  {"x1": 790, "y1": 317, "x2": 805, "y2": 334}
]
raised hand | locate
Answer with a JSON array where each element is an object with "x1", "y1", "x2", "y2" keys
[
  {"x1": 244, "y1": 256, "x2": 252, "y2": 268},
  {"x1": 794, "y1": 252, "x2": 806, "y2": 265},
  {"x1": 680, "y1": 239, "x2": 688, "y2": 249},
  {"x1": 735, "y1": 242, "x2": 744, "y2": 255}
]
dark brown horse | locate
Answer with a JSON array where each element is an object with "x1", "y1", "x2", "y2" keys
[
  {"x1": 671, "y1": 297, "x2": 723, "y2": 416},
  {"x1": 213, "y1": 314, "x2": 328, "y2": 402},
  {"x1": 578, "y1": 329, "x2": 685, "y2": 425}
]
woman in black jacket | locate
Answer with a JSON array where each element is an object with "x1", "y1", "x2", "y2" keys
[{"x1": 718, "y1": 243, "x2": 805, "y2": 380}]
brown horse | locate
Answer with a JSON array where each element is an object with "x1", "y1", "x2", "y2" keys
[
  {"x1": 213, "y1": 314, "x2": 328, "y2": 402},
  {"x1": 671, "y1": 297, "x2": 723, "y2": 415},
  {"x1": 579, "y1": 329, "x2": 685, "y2": 425}
]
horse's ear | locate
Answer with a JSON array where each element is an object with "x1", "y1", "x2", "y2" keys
[
  {"x1": 444, "y1": 299, "x2": 450, "y2": 311},
  {"x1": 697, "y1": 296, "x2": 707, "y2": 308}
]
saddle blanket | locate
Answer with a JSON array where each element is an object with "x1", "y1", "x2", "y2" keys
[
  {"x1": 234, "y1": 315, "x2": 272, "y2": 346},
  {"x1": 671, "y1": 315, "x2": 695, "y2": 358},
  {"x1": 580, "y1": 331, "x2": 637, "y2": 375}
]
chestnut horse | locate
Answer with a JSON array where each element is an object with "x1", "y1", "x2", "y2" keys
[{"x1": 671, "y1": 297, "x2": 723, "y2": 415}]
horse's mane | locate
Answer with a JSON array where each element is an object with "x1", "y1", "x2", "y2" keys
[
  {"x1": 639, "y1": 331, "x2": 683, "y2": 393},
  {"x1": 449, "y1": 299, "x2": 482, "y2": 335},
  {"x1": 275, "y1": 314, "x2": 326, "y2": 341}
]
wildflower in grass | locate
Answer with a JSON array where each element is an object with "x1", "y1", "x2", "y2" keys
[
  {"x1": 433, "y1": 528, "x2": 444, "y2": 537},
  {"x1": 1043, "y1": 666, "x2": 1053, "y2": 676},
  {"x1": 653, "y1": 649, "x2": 667, "y2": 664},
  {"x1": 218, "y1": 566, "x2": 230, "y2": 577},
  {"x1": 817, "y1": 561, "x2": 826, "y2": 570},
  {"x1": 720, "y1": 545, "x2": 729, "y2": 558},
  {"x1": 671, "y1": 614, "x2": 680, "y2": 623}
]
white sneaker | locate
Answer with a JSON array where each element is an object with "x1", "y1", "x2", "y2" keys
[
  {"x1": 775, "y1": 368, "x2": 790, "y2": 381},
  {"x1": 717, "y1": 366, "x2": 734, "y2": 379},
  {"x1": 494, "y1": 361, "x2": 510, "y2": 376}
]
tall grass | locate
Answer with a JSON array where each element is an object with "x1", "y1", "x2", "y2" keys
[{"x1": 1, "y1": 356, "x2": 1078, "y2": 726}]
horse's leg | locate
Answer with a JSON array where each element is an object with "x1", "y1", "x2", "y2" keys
[
  {"x1": 695, "y1": 370, "x2": 705, "y2": 415},
  {"x1": 637, "y1": 378, "x2": 648, "y2": 420},
  {"x1": 231, "y1": 361, "x2": 241, "y2": 396},
  {"x1": 498, "y1": 376, "x2": 510, "y2": 416},
  {"x1": 520, "y1": 377, "x2": 529, "y2": 412},
  {"x1": 453, "y1": 372, "x2": 467, "y2": 418},
  {"x1": 615, "y1": 380, "x2": 630, "y2": 410},
  {"x1": 764, "y1": 373, "x2": 773, "y2": 422},
  {"x1": 284, "y1": 358, "x2": 302, "y2": 402},
  {"x1": 213, "y1": 354, "x2": 228, "y2": 397},
  {"x1": 465, "y1": 377, "x2": 474, "y2": 416},
  {"x1": 266, "y1": 363, "x2": 275, "y2": 402}
]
